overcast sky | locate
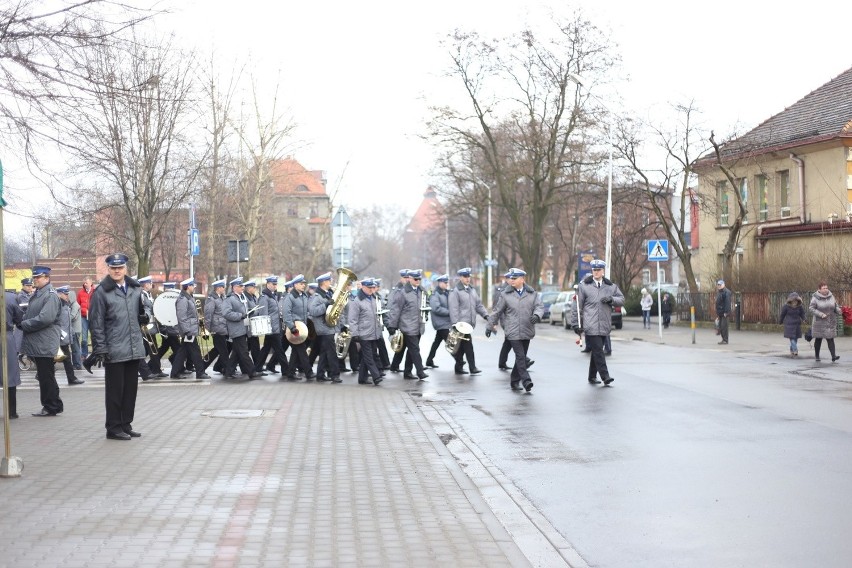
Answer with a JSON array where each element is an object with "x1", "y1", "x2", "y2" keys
[{"x1": 3, "y1": 0, "x2": 850, "y2": 233}]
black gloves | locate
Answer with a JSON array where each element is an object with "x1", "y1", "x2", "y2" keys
[
  {"x1": 83, "y1": 353, "x2": 104, "y2": 374},
  {"x1": 138, "y1": 313, "x2": 150, "y2": 325},
  {"x1": 485, "y1": 327, "x2": 493, "y2": 338},
  {"x1": 529, "y1": 314, "x2": 541, "y2": 325},
  {"x1": 387, "y1": 328, "x2": 397, "y2": 336},
  {"x1": 341, "y1": 325, "x2": 349, "y2": 333},
  {"x1": 290, "y1": 326, "x2": 299, "y2": 336},
  {"x1": 572, "y1": 325, "x2": 583, "y2": 336},
  {"x1": 600, "y1": 296, "x2": 613, "y2": 305}
]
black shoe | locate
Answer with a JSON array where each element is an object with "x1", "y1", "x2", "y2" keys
[
  {"x1": 417, "y1": 373, "x2": 429, "y2": 380},
  {"x1": 718, "y1": 340, "x2": 728, "y2": 345},
  {"x1": 339, "y1": 367, "x2": 351, "y2": 372},
  {"x1": 169, "y1": 374, "x2": 183, "y2": 379},
  {"x1": 588, "y1": 377, "x2": 602, "y2": 384},
  {"x1": 331, "y1": 376, "x2": 343, "y2": 383},
  {"x1": 196, "y1": 373, "x2": 212, "y2": 379},
  {"x1": 316, "y1": 375, "x2": 330, "y2": 382},
  {"x1": 602, "y1": 376, "x2": 614, "y2": 386},
  {"x1": 122, "y1": 429, "x2": 142, "y2": 438},
  {"x1": 265, "y1": 366, "x2": 277, "y2": 373},
  {"x1": 454, "y1": 368, "x2": 468, "y2": 375},
  {"x1": 31, "y1": 408, "x2": 58, "y2": 417},
  {"x1": 154, "y1": 372, "x2": 169, "y2": 378},
  {"x1": 249, "y1": 372, "x2": 263, "y2": 379},
  {"x1": 382, "y1": 366, "x2": 391, "y2": 371},
  {"x1": 510, "y1": 382, "x2": 523, "y2": 391},
  {"x1": 389, "y1": 367, "x2": 400, "y2": 373},
  {"x1": 526, "y1": 359, "x2": 535, "y2": 368},
  {"x1": 286, "y1": 374, "x2": 299, "y2": 381},
  {"x1": 180, "y1": 371, "x2": 194, "y2": 377},
  {"x1": 141, "y1": 375, "x2": 154, "y2": 381},
  {"x1": 106, "y1": 431, "x2": 131, "y2": 441},
  {"x1": 358, "y1": 380, "x2": 371, "y2": 384},
  {"x1": 469, "y1": 368, "x2": 482, "y2": 375},
  {"x1": 67, "y1": 378, "x2": 85, "y2": 385},
  {"x1": 604, "y1": 351, "x2": 612, "y2": 356},
  {"x1": 498, "y1": 365, "x2": 510, "y2": 370},
  {"x1": 523, "y1": 380, "x2": 534, "y2": 392},
  {"x1": 373, "y1": 377, "x2": 383, "y2": 385},
  {"x1": 832, "y1": 356, "x2": 840, "y2": 362},
  {"x1": 425, "y1": 361, "x2": 437, "y2": 368},
  {"x1": 403, "y1": 373, "x2": 418, "y2": 380},
  {"x1": 9, "y1": 414, "x2": 19, "y2": 419}
]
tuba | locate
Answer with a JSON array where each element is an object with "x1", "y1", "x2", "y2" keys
[
  {"x1": 325, "y1": 268, "x2": 358, "y2": 326},
  {"x1": 390, "y1": 329, "x2": 404, "y2": 353},
  {"x1": 194, "y1": 295, "x2": 213, "y2": 362},
  {"x1": 334, "y1": 329, "x2": 352, "y2": 358},
  {"x1": 445, "y1": 321, "x2": 473, "y2": 355}
]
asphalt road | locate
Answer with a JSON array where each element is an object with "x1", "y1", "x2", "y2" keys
[{"x1": 390, "y1": 319, "x2": 852, "y2": 567}]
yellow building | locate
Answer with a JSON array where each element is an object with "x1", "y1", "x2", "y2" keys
[{"x1": 695, "y1": 66, "x2": 852, "y2": 289}]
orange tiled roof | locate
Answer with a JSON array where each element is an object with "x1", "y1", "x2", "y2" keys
[
  {"x1": 407, "y1": 188, "x2": 444, "y2": 233},
  {"x1": 269, "y1": 158, "x2": 327, "y2": 196}
]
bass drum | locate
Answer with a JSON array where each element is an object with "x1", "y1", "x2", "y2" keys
[{"x1": 153, "y1": 289, "x2": 180, "y2": 326}]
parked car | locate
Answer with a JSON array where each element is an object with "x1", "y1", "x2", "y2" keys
[
  {"x1": 538, "y1": 290, "x2": 562, "y2": 322},
  {"x1": 562, "y1": 292, "x2": 623, "y2": 330},
  {"x1": 549, "y1": 291, "x2": 573, "y2": 326}
]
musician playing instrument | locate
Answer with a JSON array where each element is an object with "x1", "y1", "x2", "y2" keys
[
  {"x1": 136, "y1": 276, "x2": 164, "y2": 380},
  {"x1": 348, "y1": 278, "x2": 384, "y2": 385},
  {"x1": 55, "y1": 286, "x2": 85, "y2": 385},
  {"x1": 257, "y1": 276, "x2": 288, "y2": 376},
  {"x1": 20, "y1": 265, "x2": 64, "y2": 417},
  {"x1": 87, "y1": 253, "x2": 148, "y2": 439},
  {"x1": 170, "y1": 277, "x2": 209, "y2": 380},
  {"x1": 486, "y1": 268, "x2": 543, "y2": 392},
  {"x1": 373, "y1": 279, "x2": 391, "y2": 370},
  {"x1": 425, "y1": 274, "x2": 451, "y2": 368},
  {"x1": 203, "y1": 279, "x2": 229, "y2": 374},
  {"x1": 388, "y1": 269, "x2": 410, "y2": 372},
  {"x1": 308, "y1": 272, "x2": 343, "y2": 383},
  {"x1": 282, "y1": 274, "x2": 314, "y2": 381},
  {"x1": 241, "y1": 280, "x2": 265, "y2": 374},
  {"x1": 448, "y1": 267, "x2": 489, "y2": 375},
  {"x1": 221, "y1": 277, "x2": 261, "y2": 379},
  {"x1": 386, "y1": 268, "x2": 428, "y2": 380},
  {"x1": 149, "y1": 282, "x2": 183, "y2": 376}
]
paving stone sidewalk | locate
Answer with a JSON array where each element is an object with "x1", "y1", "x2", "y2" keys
[{"x1": 0, "y1": 380, "x2": 531, "y2": 568}]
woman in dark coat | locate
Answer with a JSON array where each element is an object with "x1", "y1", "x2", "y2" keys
[{"x1": 779, "y1": 292, "x2": 806, "y2": 357}]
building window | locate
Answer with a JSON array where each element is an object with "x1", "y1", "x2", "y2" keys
[
  {"x1": 296, "y1": 184, "x2": 310, "y2": 192},
  {"x1": 756, "y1": 174, "x2": 769, "y2": 221},
  {"x1": 778, "y1": 170, "x2": 791, "y2": 218},
  {"x1": 287, "y1": 206, "x2": 298, "y2": 217},
  {"x1": 738, "y1": 178, "x2": 748, "y2": 224},
  {"x1": 717, "y1": 181, "x2": 729, "y2": 227},
  {"x1": 309, "y1": 204, "x2": 319, "y2": 218},
  {"x1": 642, "y1": 269, "x2": 651, "y2": 285},
  {"x1": 547, "y1": 243, "x2": 553, "y2": 257},
  {"x1": 546, "y1": 270, "x2": 554, "y2": 285}
]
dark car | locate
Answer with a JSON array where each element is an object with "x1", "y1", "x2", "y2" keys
[{"x1": 538, "y1": 291, "x2": 562, "y2": 322}]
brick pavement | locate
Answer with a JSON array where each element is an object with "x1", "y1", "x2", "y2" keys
[{"x1": 0, "y1": 377, "x2": 532, "y2": 568}]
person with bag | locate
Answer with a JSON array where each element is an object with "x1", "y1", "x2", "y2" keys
[
  {"x1": 779, "y1": 292, "x2": 806, "y2": 357},
  {"x1": 809, "y1": 281, "x2": 842, "y2": 362}
]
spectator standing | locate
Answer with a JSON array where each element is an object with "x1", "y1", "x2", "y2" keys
[
  {"x1": 68, "y1": 289, "x2": 83, "y2": 370},
  {"x1": 715, "y1": 280, "x2": 732, "y2": 345},
  {"x1": 640, "y1": 288, "x2": 653, "y2": 329},
  {"x1": 78, "y1": 276, "x2": 95, "y2": 358},
  {"x1": 661, "y1": 293, "x2": 673, "y2": 329},
  {"x1": 779, "y1": 292, "x2": 806, "y2": 357}
]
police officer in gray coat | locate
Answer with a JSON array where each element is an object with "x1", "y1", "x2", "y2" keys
[
  {"x1": 283, "y1": 274, "x2": 314, "y2": 380},
  {"x1": 204, "y1": 279, "x2": 229, "y2": 374},
  {"x1": 87, "y1": 254, "x2": 148, "y2": 439},
  {"x1": 171, "y1": 277, "x2": 209, "y2": 379},
  {"x1": 55, "y1": 285, "x2": 84, "y2": 385},
  {"x1": 425, "y1": 274, "x2": 451, "y2": 368},
  {"x1": 487, "y1": 268, "x2": 543, "y2": 392},
  {"x1": 570, "y1": 259, "x2": 624, "y2": 386},
  {"x1": 449, "y1": 267, "x2": 489, "y2": 375},
  {"x1": 309, "y1": 271, "x2": 343, "y2": 383},
  {"x1": 387, "y1": 269, "x2": 428, "y2": 380},
  {"x1": 221, "y1": 278, "x2": 260, "y2": 379},
  {"x1": 257, "y1": 276, "x2": 288, "y2": 375},
  {"x1": 21, "y1": 265, "x2": 64, "y2": 416},
  {"x1": 348, "y1": 278, "x2": 384, "y2": 385}
]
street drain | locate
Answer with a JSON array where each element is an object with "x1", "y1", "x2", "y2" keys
[{"x1": 201, "y1": 409, "x2": 271, "y2": 419}]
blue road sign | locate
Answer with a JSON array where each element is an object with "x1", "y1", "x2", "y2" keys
[
  {"x1": 190, "y1": 228, "x2": 200, "y2": 256},
  {"x1": 647, "y1": 239, "x2": 669, "y2": 261}
]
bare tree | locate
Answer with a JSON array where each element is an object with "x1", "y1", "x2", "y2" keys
[
  {"x1": 56, "y1": 35, "x2": 200, "y2": 275},
  {"x1": 427, "y1": 14, "x2": 617, "y2": 289}
]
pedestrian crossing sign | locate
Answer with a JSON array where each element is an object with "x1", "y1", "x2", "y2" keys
[{"x1": 647, "y1": 239, "x2": 669, "y2": 261}]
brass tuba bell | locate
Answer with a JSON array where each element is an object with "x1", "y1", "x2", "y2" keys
[{"x1": 325, "y1": 268, "x2": 358, "y2": 326}]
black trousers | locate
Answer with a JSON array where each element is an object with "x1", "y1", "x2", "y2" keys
[
  {"x1": 287, "y1": 341, "x2": 312, "y2": 377},
  {"x1": 247, "y1": 335, "x2": 262, "y2": 370},
  {"x1": 358, "y1": 339, "x2": 382, "y2": 382},
  {"x1": 315, "y1": 334, "x2": 340, "y2": 378},
  {"x1": 208, "y1": 334, "x2": 230, "y2": 372},
  {"x1": 402, "y1": 333, "x2": 425, "y2": 375},
  {"x1": 391, "y1": 336, "x2": 409, "y2": 370},
  {"x1": 260, "y1": 332, "x2": 289, "y2": 372},
  {"x1": 172, "y1": 338, "x2": 205, "y2": 378},
  {"x1": 60, "y1": 344, "x2": 77, "y2": 383},
  {"x1": 33, "y1": 356, "x2": 63, "y2": 414},
  {"x1": 586, "y1": 335, "x2": 611, "y2": 380},
  {"x1": 377, "y1": 335, "x2": 390, "y2": 367},
  {"x1": 426, "y1": 329, "x2": 449, "y2": 364},
  {"x1": 226, "y1": 336, "x2": 255, "y2": 376},
  {"x1": 499, "y1": 338, "x2": 512, "y2": 367},
  {"x1": 345, "y1": 339, "x2": 360, "y2": 370},
  {"x1": 104, "y1": 359, "x2": 140, "y2": 434},
  {"x1": 149, "y1": 334, "x2": 181, "y2": 373},
  {"x1": 454, "y1": 335, "x2": 476, "y2": 370},
  {"x1": 509, "y1": 339, "x2": 532, "y2": 386}
]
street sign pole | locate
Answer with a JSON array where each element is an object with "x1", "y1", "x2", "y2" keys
[{"x1": 657, "y1": 260, "x2": 663, "y2": 340}]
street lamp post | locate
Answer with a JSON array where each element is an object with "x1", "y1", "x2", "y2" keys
[{"x1": 568, "y1": 73, "x2": 614, "y2": 280}]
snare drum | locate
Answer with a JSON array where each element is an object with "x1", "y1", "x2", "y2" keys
[{"x1": 249, "y1": 315, "x2": 272, "y2": 336}]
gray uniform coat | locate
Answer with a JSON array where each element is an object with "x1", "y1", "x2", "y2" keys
[
  {"x1": 20, "y1": 283, "x2": 62, "y2": 358},
  {"x1": 175, "y1": 291, "x2": 200, "y2": 337},
  {"x1": 222, "y1": 293, "x2": 249, "y2": 339},
  {"x1": 488, "y1": 284, "x2": 544, "y2": 340},
  {"x1": 309, "y1": 288, "x2": 339, "y2": 336},
  {"x1": 70, "y1": 297, "x2": 82, "y2": 335},
  {"x1": 570, "y1": 275, "x2": 625, "y2": 337},
  {"x1": 204, "y1": 293, "x2": 227, "y2": 335},
  {"x1": 259, "y1": 289, "x2": 282, "y2": 335},
  {"x1": 809, "y1": 290, "x2": 842, "y2": 339},
  {"x1": 429, "y1": 288, "x2": 451, "y2": 330},
  {"x1": 388, "y1": 283, "x2": 424, "y2": 335},
  {"x1": 449, "y1": 282, "x2": 488, "y2": 328},
  {"x1": 88, "y1": 276, "x2": 146, "y2": 363},
  {"x1": 58, "y1": 300, "x2": 72, "y2": 346},
  {"x1": 3, "y1": 291, "x2": 23, "y2": 387},
  {"x1": 283, "y1": 289, "x2": 310, "y2": 332},
  {"x1": 349, "y1": 290, "x2": 382, "y2": 341}
]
